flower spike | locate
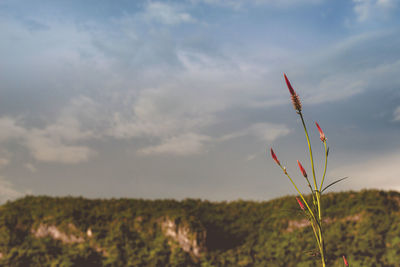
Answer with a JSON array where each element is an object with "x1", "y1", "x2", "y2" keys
[
  {"x1": 283, "y1": 74, "x2": 302, "y2": 112},
  {"x1": 284, "y1": 73, "x2": 295, "y2": 96},
  {"x1": 315, "y1": 122, "x2": 326, "y2": 142},
  {"x1": 296, "y1": 197, "x2": 305, "y2": 210},
  {"x1": 270, "y1": 148, "x2": 281, "y2": 166},
  {"x1": 297, "y1": 160, "x2": 308, "y2": 178}
]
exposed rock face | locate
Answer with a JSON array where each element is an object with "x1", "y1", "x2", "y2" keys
[
  {"x1": 286, "y1": 213, "x2": 363, "y2": 232},
  {"x1": 86, "y1": 228, "x2": 93, "y2": 237},
  {"x1": 32, "y1": 224, "x2": 84, "y2": 244},
  {"x1": 286, "y1": 219, "x2": 309, "y2": 232},
  {"x1": 161, "y1": 217, "x2": 206, "y2": 258}
]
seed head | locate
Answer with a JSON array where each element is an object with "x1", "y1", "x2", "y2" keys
[
  {"x1": 297, "y1": 160, "x2": 307, "y2": 178},
  {"x1": 291, "y1": 93, "x2": 302, "y2": 112}
]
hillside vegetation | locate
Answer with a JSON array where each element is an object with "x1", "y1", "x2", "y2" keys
[{"x1": 0, "y1": 190, "x2": 399, "y2": 266}]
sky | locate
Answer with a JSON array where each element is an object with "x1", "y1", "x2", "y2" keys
[{"x1": 0, "y1": 0, "x2": 399, "y2": 202}]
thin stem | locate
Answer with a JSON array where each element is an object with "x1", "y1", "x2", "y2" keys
[
  {"x1": 305, "y1": 176, "x2": 318, "y2": 213},
  {"x1": 298, "y1": 112, "x2": 326, "y2": 266},
  {"x1": 316, "y1": 191, "x2": 326, "y2": 266},
  {"x1": 285, "y1": 170, "x2": 324, "y2": 262},
  {"x1": 308, "y1": 215, "x2": 322, "y2": 249},
  {"x1": 299, "y1": 112, "x2": 317, "y2": 191},
  {"x1": 279, "y1": 165, "x2": 318, "y2": 224},
  {"x1": 319, "y1": 141, "x2": 328, "y2": 192}
]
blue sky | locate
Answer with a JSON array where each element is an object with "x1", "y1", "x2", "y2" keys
[{"x1": 0, "y1": 0, "x2": 399, "y2": 202}]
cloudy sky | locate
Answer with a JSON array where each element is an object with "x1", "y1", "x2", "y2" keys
[{"x1": 0, "y1": 0, "x2": 399, "y2": 202}]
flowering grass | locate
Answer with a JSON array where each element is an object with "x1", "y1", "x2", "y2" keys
[{"x1": 270, "y1": 74, "x2": 350, "y2": 267}]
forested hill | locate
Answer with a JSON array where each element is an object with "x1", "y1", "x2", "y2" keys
[{"x1": 0, "y1": 190, "x2": 399, "y2": 266}]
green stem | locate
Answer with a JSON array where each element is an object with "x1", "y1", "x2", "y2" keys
[
  {"x1": 282, "y1": 166, "x2": 324, "y2": 262},
  {"x1": 279, "y1": 165, "x2": 318, "y2": 224},
  {"x1": 316, "y1": 191, "x2": 326, "y2": 266},
  {"x1": 319, "y1": 141, "x2": 328, "y2": 192},
  {"x1": 309, "y1": 216, "x2": 322, "y2": 250},
  {"x1": 298, "y1": 112, "x2": 326, "y2": 266},
  {"x1": 305, "y1": 176, "x2": 318, "y2": 214},
  {"x1": 299, "y1": 112, "x2": 317, "y2": 191}
]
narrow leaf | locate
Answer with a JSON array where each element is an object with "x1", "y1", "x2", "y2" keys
[{"x1": 321, "y1": 177, "x2": 348, "y2": 193}]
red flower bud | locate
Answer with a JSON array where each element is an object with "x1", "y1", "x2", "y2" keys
[
  {"x1": 284, "y1": 73, "x2": 302, "y2": 112},
  {"x1": 315, "y1": 122, "x2": 326, "y2": 142},
  {"x1": 270, "y1": 148, "x2": 280, "y2": 166},
  {"x1": 284, "y1": 73, "x2": 295, "y2": 96},
  {"x1": 296, "y1": 197, "x2": 305, "y2": 210},
  {"x1": 343, "y1": 255, "x2": 349, "y2": 266},
  {"x1": 297, "y1": 160, "x2": 307, "y2": 178}
]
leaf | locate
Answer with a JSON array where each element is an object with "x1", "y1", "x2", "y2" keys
[{"x1": 321, "y1": 177, "x2": 348, "y2": 193}]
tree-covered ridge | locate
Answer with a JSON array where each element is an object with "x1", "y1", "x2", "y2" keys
[{"x1": 0, "y1": 190, "x2": 399, "y2": 266}]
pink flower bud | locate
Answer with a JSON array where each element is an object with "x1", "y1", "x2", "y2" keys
[
  {"x1": 284, "y1": 73, "x2": 295, "y2": 96},
  {"x1": 315, "y1": 122, "x2": 326, "y2": 142},
  {"x1": 343, "y1": 255, "x2": 349, "y2": 266},
  {"x1": 270, "y1": 148, "x2": 280, "y2": 166},
  {"x1": 296, "y1": 197, "x2": 305, "y2": 210},
  {"x1": 297, "y1": 160, "x2": 307, "y2": 178}
]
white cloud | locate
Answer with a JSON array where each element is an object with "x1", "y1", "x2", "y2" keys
[
  {"x1": 108, "y1": 85, "x2": 219, "y2": 156},
  {"x1": 249, "y1": 123, "x2": 291, "y2": 142},
  {"x1": 220, "y1": 123, "x2": 290, "y2": 143},
  {"x1": 194, "y1": 0, "x2": 322, "y2": 9},
  {"x1": 353, "y1": 0, "x2": 373, "y2": 22},
  {"x1": 377, "y1": 0, "x2": 398, "y2": 8},
  {"x1": 0, "y1": 5, "x2": 293, "y2": 162},
  {"x1": 352, "y1": 0, "x2": 398, "y2": 22},
  {"x1": 107, "y1": 78, "x2": 290, "y2": 157},
  {"x1": 1, "y1": 0, "x2": 398, "y2": 166},
  {"x1": 278, "y1": 31, "x2": 400, "y2": 107},
  {"x1": 142, "y1": 2, "x2": 195, "y2": 25},
  {"x1": 393, "y1": 106, "x2": 400, "y2": 121},
  {"x1": 138, "y1": 133, "x2": 211, "y2": 156},
  {"x1": 107, "y1": 82, "x2": 220, "y2": 139},
  {"x1": 0, "y1": 117, "x2": 27, "y2": 142},
  {"x1": 0, "y1": 97, "x2": 98, "y2": 164},
  {"x1": 305, "y1": 74, "x2": 366, "y2": 105},
  {"x1": 23, "y1": 97, "x2": 99, "y2": 164},
  {"x1": 26, "y1": 134, "x2": 95, "y2": 164}
]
